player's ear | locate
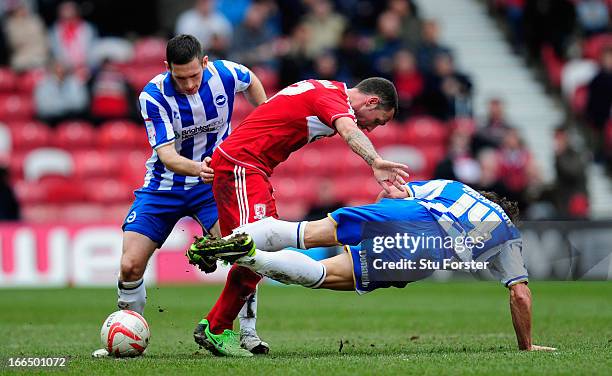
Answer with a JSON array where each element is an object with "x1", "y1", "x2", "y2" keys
[
  {"x1": 164, "y1": 61, "x2": 170, "y2": 72},
  {"x1": 201, "y1": 55, "x2": 209, "y2": 69},
  {"x1": 367, "y1": 96, "x2": 380, "y2": 108}
]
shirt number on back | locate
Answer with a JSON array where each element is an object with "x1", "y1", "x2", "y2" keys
[{"x1": 447, "y1": 193, "x2": 502, "y2": 242}]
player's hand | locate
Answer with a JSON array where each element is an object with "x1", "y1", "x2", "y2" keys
[
  {"x1": 200, "y1": 157, "x2": 214, "y2": 184},
  {"x1": 371, "y1": 158, "x2": 410, "y2": 194},
  {"x1": 527, "y1": 345, "x2": 557, "y2": 351}
]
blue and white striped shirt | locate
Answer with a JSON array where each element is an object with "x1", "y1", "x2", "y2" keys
[{"x1": 138, "y1": 60, "x2": 251, "y2": 191}]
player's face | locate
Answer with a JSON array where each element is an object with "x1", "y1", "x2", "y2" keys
[
  {"x1": 167, "y1": 57, "x2": 208, "y2": 95},
  {"x1": 356, "y1": 103, "x2": 395, "y2": 133}
]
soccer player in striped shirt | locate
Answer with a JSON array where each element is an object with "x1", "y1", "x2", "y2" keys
[
  {"x1": 190, "y1": 180, "x2": 557, "y2": 352},
  {"x1": 115, "y1": 34, "x2": 266, "y2": 350}
]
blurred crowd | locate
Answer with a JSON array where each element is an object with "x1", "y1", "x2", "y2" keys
[{"x1": 0, "y1": 0, "x2": 607, "y2": 222}]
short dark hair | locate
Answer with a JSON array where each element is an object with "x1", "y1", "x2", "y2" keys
[
  {"x1": 479, "y1": 191, "x2": 520, "y2": 224},
  {"x1": 355, "y1": 77, "x2": 399, "y2": 115},
  {"x1": 166, "y1": 34, "x2": 203, "y2": 67}
]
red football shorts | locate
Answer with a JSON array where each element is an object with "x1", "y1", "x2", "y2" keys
[{"x1": 211, "y1": 151, "x2": 278, "y2": 236}]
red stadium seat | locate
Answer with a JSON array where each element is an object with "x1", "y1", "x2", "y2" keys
[
  {"x1": 9, "y1": 121, "x2": 52, "y2": 151},
  {"x1": 55, "y1": 120, "x2": 96, "y2": 150},
  {"x1": 123, "y1": 64, "x2": 166, "y2": 92},
  {"x1": 231, "y1": 96, "x2": 254, "y2": 128},
  {"x1": 18, "y1": 69, "x2": 45, "y2": 94},
  {"x1": 582, "y1": 33, "x2": 612, "y2": 60},
  {"x1": 571, "y1": 85, "x2": 589, "y2": 115},
  {"x1": 369, "y1": 121, "x2": 403, "y2": 147},
  {"x1": 98, "y1": 120, "x2": 143, "y2": 150},
  {"x1": 73, "y1": 150, "x2": 117, "y2": 179},
  {"x1": 84, "y1": 178, "x2": 133, "y2": 204},
  {"x1": 61, "y1": 203, "x2": 106, "y2": 222},
  {"x1": 132, "y1": 37, "x2": 167, "y2": 66},
  {"x1": 251, "y1": 66, "x2": 279, "y2": 94},
  {"x1": 0, "y1": 94, "x2": 35, "y2": 121},
  {"x1": 401, "y1": 117, "x2": 448, "y2": 146},
  {"x1": 39, "y1": 176, "x2": 87, "y2": 203},
  {"x1": 14, "y1": 179, "x2": 47, "y2": 204},
  {"x1": 114, "y1": 149, "x2": 149, "y2": 189},
  {"x1": 0, "y1": 68, "x2": 17, "y2": 92},
  {"x1": 21, "y1": 204, "x2": 62, "y2": 223}
]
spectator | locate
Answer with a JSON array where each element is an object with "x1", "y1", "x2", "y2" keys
[
  {"x1": 335, "y1": 28, "x2": 372, "y2": 84},
  {"x1": 392, "y1": 49, "x2": 424, "y2": 118},
  {"x1": 307, "y1": 51, "x2": 351, "y2": 82},
  {"x1": 575, "y1": 0, "x2": 609, "y2": 36},
  {"x1": 334, "y1": 0, "x2": 386, "y2": 33},
  {"x1": 230, "y1": 2, "x2": 279, "y2": 68},
  {"x1": 0, "y1": 161, "x2": 20, "y2": 221},
  {"x1": 387, "y1": 0, "x2": 422, "y2": 49},
  {"x1": 416, "y1": 19, "x2": 452, "y2": 73},
  {"x1": 370, "y1": 10, "x2": 404, "y2": 78},
  {"x1": 49, "y1": 1, "x2": 97, "y2": 74},
  {"x1": 421, "y1": 52, "x2": 473, "y2": 120},
  {"x1": 88, "y1": 59, "x2": 136, "y2": 123},
  {"x1": 474, "y1": 148, "x2": 511, "y2": 197},
  {"x1": 4, "y1": 1, "x2": 48, "y2": 72},
  {"x1": 585, "y1": 46, "x2": 612, "y2": 131},
  {"x1": 34, "y1": 60, "x2": 88, "y2": 126},
  {"x1": 301, "y1": 0, "x2": 346, "y2": 58},
  {"x1": 472, "y1": 97, "x2": 514, "y2": 153},
  {"x1": 278, "y1": 23, "x2": 313, "y2": 87},
  {"x1": 216, "y1": 0, "x2": 251, "y2": 25},
  {"x1": 175, "y1": 0, "x2": 232, "y2": 51},
  {"x1": 434, "y1": 126, "x2": 481, "y2": 185},
  {"x1": 552, "y1": 126, "x2": 589, "y2": 218},
  {"x1": 502, "y1": 0, "x2": 526, "y2": 53},
  {"x1": 523, "y1": 0, "x2": 575, "y2": 60},
  {"x1": 497, "y1": 128, "x2": 540, "y2": 211}
]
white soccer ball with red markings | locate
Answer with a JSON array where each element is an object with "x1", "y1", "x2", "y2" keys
[{"x1": 100, "y1": 310, "x2": 150, "y2": 357}]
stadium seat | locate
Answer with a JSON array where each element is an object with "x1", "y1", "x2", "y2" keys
[
  {"x1": 114, "y1": 149, "x2": 149, "y2": 189},
  {"x1": 55, "y1": 120, "x2": 96, "y2": 150},
  {"x1": 23, "y1": 148, "x2": 74, "y2": 181},
  {"x1": 0, "y1": 94, "x2": 35, "y2": 121},
  {"x1": 98, "y1": 120, "x2": 143, "y2": 150},
  {"x1": 231, "y1": 96, "x2": 254, "y2": 128},
  {"x1": 132, "y1": 37, "x2": 167, "y2": 66},
  {"x1": 84, "y1": 178, "x2": 133, "y2": 204},
  {"x1": 123, "y1": 64, "x2": 166, "y2": 92},
  {"x1": 20, "y1": 203, "x2": 62, "y2": 223},
  {"x1": 379, "y1": 145, "x2": 427, "y2": 175},
  {"x1": 18, "y1": 69, "x2": 45, "y2": 94},
  {"x1": 73, "y1": 150, "x2": 117, "y2": 179},
  {"x1": 0, "y1": 68, "x2": 16, "y2": 92},
  {"x1": 401, "y1": 117, "x2": 448, "y2": 146},
  {"x1": 14, "y1": 179, "x2": 47, "y2": 204},
  {"x1": 9, "y1": 121, "x2": 52, "y2": 151},
  {"x1": 582, "y1": 33, "x2": 612, "y2": 60},
  {"x1": 251, "y1": 66, "x2": 279, "y2": 94},
  {"x1": 369, "y1": 122, "x2": 402, "y2": 147},
  {"x1": 61, "y1": 203, "x2": 106, "y2": 223},
  {"x1": 571, "y1": 85, "x2": 589, "y2": 116},
  {"x1": 38, "y1": 176, "x2": 87, "y2": 203},
  {"x1": 541, "y1": 44, "x2": 564, "y2": 89}
]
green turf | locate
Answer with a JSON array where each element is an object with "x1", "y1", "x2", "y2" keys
[{"x1": 0, "y1": 282, "x2": 611, "y2": 375}]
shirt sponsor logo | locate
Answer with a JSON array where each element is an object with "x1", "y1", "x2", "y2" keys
[{"x1": 178, "y1": 119, "x2": 225, "y2": 140}]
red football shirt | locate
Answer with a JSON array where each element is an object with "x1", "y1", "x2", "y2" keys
[{"x1": 217, "y1": 79, "x2": 356, "y2": 176}]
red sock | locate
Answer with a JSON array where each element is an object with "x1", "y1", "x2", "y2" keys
[{"x1": 207, "y1": 264, "x2": 262, "y2": 334}]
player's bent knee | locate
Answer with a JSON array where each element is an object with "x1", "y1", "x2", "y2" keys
[{"x1": 120, "y1": 257, "x2": 146, "y2": 281}]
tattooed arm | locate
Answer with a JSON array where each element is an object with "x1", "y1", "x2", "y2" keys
[{"x1": 335, "y1": 117, "x2": 410, "y2": 192}]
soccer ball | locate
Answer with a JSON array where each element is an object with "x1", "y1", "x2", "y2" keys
[{"x1": 100, "y1": 310, "x2": 150, "y2": 357}]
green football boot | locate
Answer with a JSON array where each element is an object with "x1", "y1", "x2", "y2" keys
[
  {"x1": 193, "y1": 319, "x2": 253, "y2": 357},
  {"x1": 189, "y1": 233, "x2": 255, "y2": 263}
]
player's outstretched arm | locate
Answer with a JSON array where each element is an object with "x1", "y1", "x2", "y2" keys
[
  {"x1": 335, "y1": 118, "x2": 409, "y2": 193},
  {"x1": 244, "y1": 71, "x2": 267, "y2": 107},
  {"x1": 509, "y1": 282, "x2": 556, "y2": 351},
  {"x1": 156, "y1": 143, "x2": 210, "y2": 179}
]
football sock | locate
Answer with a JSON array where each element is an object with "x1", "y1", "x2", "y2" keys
[
  {"x1": 206, "y1": 265, "x2": 262, "y2": 334},
  {"x1": 236, "y1": 249, "x2": 326, "y2": 288},
  {"x1": 233, "y1": 217, "x2": 306, "y2": 250},
  {"x1": 117, "y1": 278, "x2": 146, "y2": 315},
  {"x1": 238, "y1": 285, "x2": 258, "y2": 334}
]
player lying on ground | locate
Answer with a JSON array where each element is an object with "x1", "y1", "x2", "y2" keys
[{"x1": 188, "y1": 179, "x2": 557, "y2": 353}]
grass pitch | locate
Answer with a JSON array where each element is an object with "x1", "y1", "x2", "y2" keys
[{"x1": 0, "y1": 281, "x2": 611, "y2": 375}]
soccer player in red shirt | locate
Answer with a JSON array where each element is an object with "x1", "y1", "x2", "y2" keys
[{"x1": 193, "y1": 77, "x2": 409, "y2": 356}]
